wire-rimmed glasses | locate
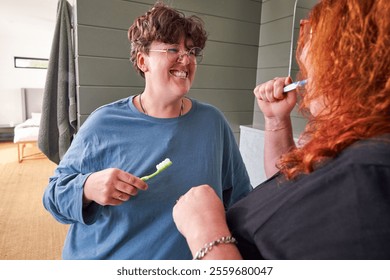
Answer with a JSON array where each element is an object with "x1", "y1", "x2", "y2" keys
[{"x1": 149, "y1": 47, "x2": 203, "y2": 64}]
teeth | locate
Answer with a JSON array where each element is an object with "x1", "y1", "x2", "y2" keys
[{"x1": 170, "y1": 70, "x2": 188, "y2": 79}]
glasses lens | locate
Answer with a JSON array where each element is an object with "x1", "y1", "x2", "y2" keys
[
  {"x1": 191, "y1": 47, "x2": 203, "y2": 64},
  {"x1": 166, "y1": 47, "x2": 203, "y2": 64},
  {"x1": 165, "y1": 48, "x2": 179, "y2": 62}
]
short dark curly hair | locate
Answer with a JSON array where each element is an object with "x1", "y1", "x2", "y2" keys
[{"x1": 128, "y1": 2, "x2": 208, "y2": 78}]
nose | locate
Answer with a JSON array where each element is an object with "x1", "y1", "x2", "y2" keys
[{"x1": 177, "y1": 51, "x2": 191, "y2": 64}]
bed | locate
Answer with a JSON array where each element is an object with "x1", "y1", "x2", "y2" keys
[{"x1": 13, "y1": 88, "x2": 45, "y2": 162}]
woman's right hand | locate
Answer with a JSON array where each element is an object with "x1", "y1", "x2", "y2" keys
[
  {"x1": 83, "y1": 168, "x2": 148, "y2": 206},
  {"x1": 253, "y1": 77, "x2": 297, "y2": 121}
]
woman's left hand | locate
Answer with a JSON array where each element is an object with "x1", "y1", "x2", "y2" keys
[{"x1": 173, "y1": 185, "x2": 243, "y2": 259}]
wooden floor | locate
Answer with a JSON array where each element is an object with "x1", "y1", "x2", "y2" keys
[{"x1": 0, "y1": 142, "x2": 68, "y2": 259}]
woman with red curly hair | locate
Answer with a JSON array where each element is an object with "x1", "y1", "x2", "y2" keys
[{"x1": 173, "y1": 0, "x2": 390, "y2": 259}]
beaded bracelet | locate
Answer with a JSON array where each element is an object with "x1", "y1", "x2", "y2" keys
[{"x1": 193, "y1": 236, "x2": 237, "y2": 260}]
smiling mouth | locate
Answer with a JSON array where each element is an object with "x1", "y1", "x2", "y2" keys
[{"x1": 169, "y1": 70, "x2": 188, "y2": 79}]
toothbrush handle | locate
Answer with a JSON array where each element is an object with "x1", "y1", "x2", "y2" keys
[
  {"x1": 140, "y1": 176, "x2": 151, "y2": 181},
  {"x1": 283, "y1": 80, "x2": 307, "y2": 93},
  {"x1": 140, "y1": 170, "x2": 159, "y2": 181}
]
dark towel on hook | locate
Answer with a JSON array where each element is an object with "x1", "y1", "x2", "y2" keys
[{"x1": 38, "y1": 0, "x2": 77, "y2": 164}]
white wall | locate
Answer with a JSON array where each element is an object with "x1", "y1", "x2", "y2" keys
[{"x1": 0, "y1": 0, "x2": 59, "y2": 126}]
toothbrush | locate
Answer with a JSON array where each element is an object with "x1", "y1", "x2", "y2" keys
[
  {"x1": 283, "y1": 79, "x2": 307, "y2": 92},
  {"x1": 140, "y1": 158, "x2": 173, "y2": 181}
]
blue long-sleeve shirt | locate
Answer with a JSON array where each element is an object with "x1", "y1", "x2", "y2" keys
[{"x1": 43, "y1": 96, "x2": 252, "y2": 259}]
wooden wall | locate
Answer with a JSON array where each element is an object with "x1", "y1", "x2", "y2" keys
[{"x1": 74, "y1": 0, "x2": 261, "y2": 141}]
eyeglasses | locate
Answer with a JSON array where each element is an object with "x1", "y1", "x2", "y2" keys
[
  {"x1": 149, "y1": 47, "x2": 203, "y2": 64},
  {"x1": 299, "y1": 19, "x2": 313, "y2": 46}
]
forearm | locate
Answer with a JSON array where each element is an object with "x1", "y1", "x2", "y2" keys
[{"x1": 264, "y1": 116, "x2": 295, "y2": 177}]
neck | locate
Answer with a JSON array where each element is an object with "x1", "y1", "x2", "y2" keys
[{"x1": 138, "y1": 93, "x2": 185, "y2": 118}]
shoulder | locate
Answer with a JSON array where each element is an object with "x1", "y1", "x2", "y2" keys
[
  {"x1": 189, "y1": 99, "x2": 231, "y2": 132},
  {"x1": 191, "y1": 99, "x2": 225, "y2": 117},
  {"x1": 82, "y1": 97, "x2": 131, "y2": 125},
  {"x1": 339, "y1": 134, "x2": 390, "y2": 167},
  {"x1": 89, "y1": 97, "x2": 131, "y2": 118},
  {"x1": 75, "y1": 97, "x2": 131, "y2": 139}
]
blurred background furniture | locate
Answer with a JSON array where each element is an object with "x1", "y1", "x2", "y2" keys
[{"x1": 13, "y1": 88, "x2": 44, "y2": 162}]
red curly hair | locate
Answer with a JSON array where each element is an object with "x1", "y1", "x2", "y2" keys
[{"x1": 278, "y1": 0, "x2": 390, "y2": 179}]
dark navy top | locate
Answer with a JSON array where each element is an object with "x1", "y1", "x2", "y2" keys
[{"x1": 227, "y1": 135, "x2": 390, "y2": 259}]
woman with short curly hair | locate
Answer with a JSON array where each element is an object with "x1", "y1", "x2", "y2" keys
[{"x1": 43, "y1": 2, "x2": 251, "y2": 259}]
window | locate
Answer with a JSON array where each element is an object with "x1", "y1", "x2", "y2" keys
[{"x1": 14, "y1": 57, "x2": 48, "y2": 69}]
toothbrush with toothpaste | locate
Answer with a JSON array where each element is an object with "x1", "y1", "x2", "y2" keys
[
  {"x1": 140, "y1": 158, "x2": 173, "y2": 181},
  {"x1": 283, "y1": 79, "x2": 307, "y2": 92}
]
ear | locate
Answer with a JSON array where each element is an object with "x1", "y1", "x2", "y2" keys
[{"x1": 137, "y1": 52, "x2": 148, "y2": 73}]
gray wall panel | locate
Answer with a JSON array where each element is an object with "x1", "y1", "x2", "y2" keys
[
  {"x1": 76, "y1": 0, "x2": 261, "y2": 28},
  {"x1": 187, "y1": 89, "x2": 254, "y2": 112},
  {"x1": 76, "y1": 0, "x2": 260, "y2": 44},
  {"x1": 77, "y1": 26, "x2": 129, "y2": 59},
  {"x1": 77, "y1": 86, "x2": 142, "y2": 114},
  {"x1": 77, "y1": 25, "x2": 258, "y2": 68},
  {"x1": 169, "y1": 0, "x2": 262, "y2": 23},
  {"x1": 77, "y1": 57, "x2": 143, "y2": 86},
  {"x1": 259, "y1": 17, "x2": 293, "y2": 46},
  {"x1": 193, "y1": 65, "x2": 257, "y2": 90},
  {"x1": 257, "y1": 42, "x2": 291, "y2": 69},
  {"x1": 202, "y1": 15, "x2": 260, "y2": 45},
  {"x1": 76, "y1": 0, "x2": 149, "y2": 29},
  {"x1": 260, "y1": 0, "x2": 295, "y2": 23}
]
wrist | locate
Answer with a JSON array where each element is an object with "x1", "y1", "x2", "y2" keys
[
  {"x1": 186, "y1": 226, "x2": 232, "y2": 257},
  {"x1": 82, "y1": 193, "x2": 93, "y2": 207},
  {"x1": 193, "y1": 235, "x2": 237, "y2": 260},
  {"x1": 264, "y1": 116, "x2": 291, "y2": 131}
]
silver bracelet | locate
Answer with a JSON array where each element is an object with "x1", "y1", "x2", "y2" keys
[{"x1": 193, "y1": 236, "x2": 237, "y2": 260}]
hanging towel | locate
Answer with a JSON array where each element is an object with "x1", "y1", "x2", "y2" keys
[{"x1": 38, "y1": 0, "x2": 77, "y2": 164}]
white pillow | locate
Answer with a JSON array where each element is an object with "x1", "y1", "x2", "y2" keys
[{"x1": 31, "y1": 112, "x2": 41, "y2": 123}]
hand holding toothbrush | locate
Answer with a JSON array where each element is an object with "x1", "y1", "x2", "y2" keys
[
  {"x1": 83, "y1": 158, "x2": 171, "y2": 206},
  {"x1": 253, "y1": 76, "x2": 298, "y2": 121},
  {"x1": 83, "y1": 168, "x2": 148, "y2": 206}
]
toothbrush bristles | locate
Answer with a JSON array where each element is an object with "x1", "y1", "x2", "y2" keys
[
  {"x1": 156, "y1": 158, "x2": 172, "y2": 170},
  {"x1": 141, "y1": 158, "x2": 172, "y2": 181}
]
